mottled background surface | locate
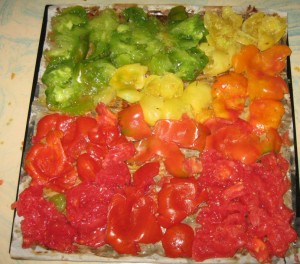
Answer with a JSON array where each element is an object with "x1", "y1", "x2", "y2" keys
[{"x1": 0, "y1": 0, "x2": 299, "y2": 263}]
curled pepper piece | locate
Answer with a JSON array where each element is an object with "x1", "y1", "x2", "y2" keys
[
  {"x1": 105, "y1": 187, "x2": 162, "y2": 255},
  {"x1": 158, "y1": 177, "x2": 207, "y2": 228}
]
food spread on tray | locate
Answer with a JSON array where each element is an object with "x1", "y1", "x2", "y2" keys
[{"x1": 10, "y1": 4, "x2": 299, "y2": 263}]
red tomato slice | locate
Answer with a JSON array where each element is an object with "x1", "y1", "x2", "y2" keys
[
  {"x1": 131, "y1": 136, "x2": 188, "y2": 177},
  {"x1": 77, "y1": 153, "x2": 101, "y2": 182},
  {"x1": 162, "y1": 223, "x2": 194, "y2": 258},
  {"x1": 132, "y1": 161, "x2": 160, "y2": 192},
  {"x1": 32, "y1": 113, "x2": 75, "y2": 144},
  {"x1": 153, "y1": 116, "x2": 209, "y2": 151},
  {"x1": 103, "y1": 141, "x2": 136, "y2": 163},
  {"x1": 105, "y1": 187, "x2": 162, "y2": 255},
  {"x1": 158, "y1": 178, "x2": 207, "y2": 228},
  {"x1": 118, "y1": 103, "x2": 152, "y2": 140},
  {"x1": 25, "y1": 130, "x2": 78, "y2": 191},
  {"x1": 205, "y1": 119, "x2": 262, "y2": 164}
]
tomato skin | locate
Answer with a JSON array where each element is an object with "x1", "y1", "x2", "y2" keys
[
  {"x1": 77, "y1": 153, "x2": 100, "y2": 182},
  {"x1": 76, "y1": 116, "x2": 98, "y2": 135},
  {"x1": 131, "y1": 136, "x2": 189, "y2": 177},
  {"x1": 103, "y1": 141, "x2": 136, "y2": 164},
  {"x1": 105, "y1": 188, "x2": 162, "y2": 255},
  {"x1": 132, "y1": 161, "x2": 160, "y2": 192},
  {"x1": 15, "y1": 185, "x2": 77, "y2": 253},
  {"x1": 32, "y1": 114, "x2": 75, "y2": 144},
  {"x1": 96, "y1": 160, "x2": 131, "y2": 187},
  {"x1": 118, "y1": 103, "x2": 152, "y2": 140},
  {"x1": 158, "y1": 178, "x2": 207, "y2": 228},
  {"x1": 211, "y1": 72, "x2": 248, "y2": 120},
  {"x1": 25, "y1": 130, "x2": 78, "y2": 191},
  {"x1": 162, "y1": 223, "x2": 194, "y2": 258},
  {"x1": 205, "y1": 119, "x2": 262, "y2": 164},
  {"x1": 249, "y1": 99, "x2": 285, "y2": 131},
  {"x1": 153, "y1": 116, "x2": 209, "y2": 151}
]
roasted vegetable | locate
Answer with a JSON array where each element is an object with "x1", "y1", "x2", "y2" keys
[
  {"x1": 51, "y1": 6, "x2": 88, "y2": 34},
  {"x1": 44, "y1": 28, "x2": 89, "y2": 63},
  {"x1": 168, "y1": 13, "x2": 208, "y2": 49},
  {"x1": 169, "y1": 47, "x2": 208, "y2": 81},
  {"x1": 88, "y1": 8, "x2": 120, "y2": 59},
  {"x1": 79, "y1": 59, "x2": 116, "y2": 92}
]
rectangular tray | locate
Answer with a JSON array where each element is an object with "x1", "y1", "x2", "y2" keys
[{"x1": 9, "y1": 4, "x2": 300, "y2": 263}]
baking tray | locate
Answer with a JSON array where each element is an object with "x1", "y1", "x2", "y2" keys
[{"x1": 9, "y1": 4, "x2": 300, "y2": 263}]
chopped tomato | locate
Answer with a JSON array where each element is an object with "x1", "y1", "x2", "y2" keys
[
  {"x1": 24, "y1": 130, "x2": 78, "y2": 192},
  {"x1": 131, "y1": 136, "x2": 188, "y2": 177},
  {"x1": 86, "y1": 143, "x2": 108, "y2": 162},
  {"x1": 105, "y1": 187, "x2": 162, "y2": 255},
  {"x1": 203, "y1": 117, "x2": 233, "y2": 134},
  {"x1": 211, "y1": 71, "x2": 248, "y2": 120},
  {"x1": 153, "y1": 116, "x2": 209, "y2": 151},
  {"x1": 32, "y1": 113, "x2": 75, "y2": 144},
  {"x1": 245, "y1": 238, "x2": 270, "y2": 263},
  {"x1": 96, "y1": 160, "x2": 131, "y2": 187},
  {"x1": 66, "y1": 182, "x2": 115, "y2": 248},
  {"x1": 158, "y1": 178, "x2": 207, "y2": 228},
  {"x1": 132, "y1": 161, "x2": 160, "y2": 192},
  {"x1": 90, "y1": 103, "x2": 127, "y2": 147},
  {"x1": 61, "y1": 116, "x2": 98, "y2": 162},
  {"x1": 205, "y1": 119, "x2": 262, "y2": 164},
  {"x1": 15, "y1": 185, "x2": 77, "y2": 253},
  {"x1": 118, "y1": 103, "x2": 152, "y2": 140},
  {"x1": 249, "y1": 99, "x2": 285, "y2": 131},
  {"x1": 162, "y1": 223, "x2": 194, "y2": 258},
  {"x1": 193, "y1": 150, "x2": 297, "y2": 263},
  {"x1": 102, "y1": 141, "x2": 136, "y2": 164},
  {"x1": 77, "y1": 153, "x2": 101, "y2": 182}
]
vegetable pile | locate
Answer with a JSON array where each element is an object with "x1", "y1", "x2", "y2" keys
[{"x1": 13, "y1": 4, "x2": 298, "y2": 264}]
